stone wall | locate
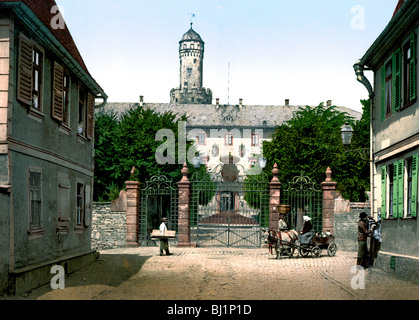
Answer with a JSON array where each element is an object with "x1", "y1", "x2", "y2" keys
[
  {"x1": 334, "y1": 194, "x2": 371, "y2": 251},
  {"x1": 91, "y1": 203, "x2": 126, "y2": 250}
]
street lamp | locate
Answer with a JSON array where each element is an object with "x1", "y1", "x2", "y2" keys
[
  {"x1": 340, "y1": 122, "x2": 354, "y2": 146},
  {"x1": 259, "y1": 157, "x2": 267, "y2": 170},
  {"x1": 340, "y1": 122, "x2": 369, "y2": 161}
]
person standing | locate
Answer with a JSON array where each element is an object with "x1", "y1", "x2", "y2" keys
[
  {"x1": 299, "y1": 216, "x2": 314, "y2": 245},
  {"x1": 357, "y1": 212, "x2": 372, "y2": 269},
  {"x1": 159, "y1": 217, "x2": 173, "y2": 256}
]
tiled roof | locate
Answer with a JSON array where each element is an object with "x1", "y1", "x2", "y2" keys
[
  {"x1": 101, "y1": 103, "x2": 362, "y2": 129},
  {"x1": 1, "y1": 0, "x2": 88, "y2": 73},
  {"x1": 392, "y1": 0, "x2": 405, "y2": 18},
  {"x1": 180, "y1": 24, "x2": 203, "y2": 43}
]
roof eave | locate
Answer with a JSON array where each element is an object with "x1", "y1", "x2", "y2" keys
[
  {"x1": 360, "y1": 0, "x2": 418, "y2": 70},
  {"x1": 4, "y1": 2, "x2": 107, "y2": 100}
]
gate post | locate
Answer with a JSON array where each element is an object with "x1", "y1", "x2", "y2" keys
[
  {"x1": 321, "y1": 167, "x2": 337, "y2": 235},
  {"x1": 177, "y1": 163, "x2": 196, "y2": 247},
  {"x1": 269, "y1": 163, "x2": 282, "y2": 230},
  {"x1": 125, "y1": 167, "x2": 140, "y2": 247}
]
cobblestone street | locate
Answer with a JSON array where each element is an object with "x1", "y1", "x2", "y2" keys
[{"x1": 8, "y1": 246, "x2": 419, "y2": 301}]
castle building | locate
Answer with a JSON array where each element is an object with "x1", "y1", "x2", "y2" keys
[
  {"x1": 170, "y1": 23, "x2": 212, "y2": 104},
  {"x1": 103, "y1": 25, "x2": 361, "y2": 175}
]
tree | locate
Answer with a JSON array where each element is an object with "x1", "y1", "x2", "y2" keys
[
  {"x1": 262, "y1": 102, "x2": 370, "y2": 202},
  {"x1": 94, "y1": 106, "x2": 199, "y2": 202}
]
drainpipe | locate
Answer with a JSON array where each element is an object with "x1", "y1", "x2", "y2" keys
[
  {"x1": 94, "y1": 94, "x2": 108, "y2": 109},
  {"x1": 353, "y1": 59, "x2": 374, "y2": 218}
]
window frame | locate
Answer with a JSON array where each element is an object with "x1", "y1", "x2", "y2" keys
[
  {"x1": 225, "y1": 133, "x2": 233, "y2": 146},
  {"x1": 197, "y1": 132, "x2": 206, "y2": 145},
  {"x1": 75, "y1": 181, "x2": 85, "y2": 233},
  {"x1": 251, "y1": 133, "x2": 260, "y2": 146},
  {"x1": 28, "y1": 167, "x2": 44, "y2": 237}
]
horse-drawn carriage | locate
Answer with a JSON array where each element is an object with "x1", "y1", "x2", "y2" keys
[{"x1": 264, "y1": 229, "x2": 338, "y2": 259}]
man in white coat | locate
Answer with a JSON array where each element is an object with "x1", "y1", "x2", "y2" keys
[{"x1": 159, "y1": 217, "x2": 172, "y2": 256}]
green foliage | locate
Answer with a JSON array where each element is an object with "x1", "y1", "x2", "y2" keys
[
  {"x1": 263, "y1": 101, "x2": 370, "y2": 202},
  {"x1": 94, "y1": 106, "x2": 198, "y2": 202}
]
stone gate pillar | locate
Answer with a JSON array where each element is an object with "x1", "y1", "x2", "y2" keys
[
  {"x1": 125, "y1": 168, "x2": 140, "y2": 247},
  {"x1": 269, "y1": 163, "x2": 282, "y2": 230},
  {"x1": 321, "y1": 167, "x2": 337, "y2": 235},
  {"x1": 177, "y1": 163, "x2": 196, "y2": 247}
]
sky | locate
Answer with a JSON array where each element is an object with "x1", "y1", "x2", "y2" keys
[{"x1": 55, "y1": 0, "x2": 400, "y2": 113}]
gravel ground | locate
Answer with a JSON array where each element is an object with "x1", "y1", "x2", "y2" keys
[{"x1": 7, "y1": 246, "x2": 419, "y2": 301}]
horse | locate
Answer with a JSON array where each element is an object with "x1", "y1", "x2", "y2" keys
[{"x1": 263, "y1": 229, "x2": 299, "y2": 259}]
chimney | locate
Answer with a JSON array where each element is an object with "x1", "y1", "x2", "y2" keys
[
  {"x1": 216, "y1": 98, "x2": 220, "y2": 106},
  {"x1": 239, "y1": 98, "x2": 243, "y2": 106},
  {"x1": 139, "y1": 95, "x2": 144, "y2": 107},
  {"x1": 327, "y1": 100, "x2": 332, "y2": 107},
  {"x1": 285, "y1": 99, "x2": 289, "y2": 106}
]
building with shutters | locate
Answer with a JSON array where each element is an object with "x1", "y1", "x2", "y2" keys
[
  {"x1": 0, "y1": 0, "x2": 107, "y2": 295},
  {"x1": 354, "y1": 0, "x2": 418, "y2": 278}
]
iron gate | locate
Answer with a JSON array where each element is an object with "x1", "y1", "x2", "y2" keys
[
  {"x1": 139, "y1": 174, "x2": 178, "y2": 246},
  {"x1": 281, "y1": 173, "x2": 323, "y2": 233},
  {"x1": 190, "y1": 164, "x2": 269, "y2": 247}
]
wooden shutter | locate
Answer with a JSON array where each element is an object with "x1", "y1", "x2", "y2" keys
[
  {"x1": 52, "y1": 62, "x2": 64, "y2": 121},
  {"x1": 86, "y1": 92, "x2": 95, "y2": 140},
  {"x1": 381, "y1": 66, "x2": 386, "y2": 121},
  {"x1": 397, "y1": 159, "x2": 404, "y2": 218},
  {"x1": 409, "y1": 33, "x2": 417, "y2": 101},
  {"x1": 393, "y1": 161, "x2": 398, "y2": 217},
  {"x1": 392, "y1": 49, "x2": 401, "y2": 112},
  {"x1": 381, "y1": 166, "x2": 387, "y2": 217},
  {"x1": 412, "y1": 154, "x2": 418, "y2": 218},
  {"x1": 17, "y1": 33, "x2": 33, "y2": 106}
]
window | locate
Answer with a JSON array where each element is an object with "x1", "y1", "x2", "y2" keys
[
  {"x1": 187, "y1": 68, "x2": 192, "y2": 75},
  {"x1": 29, "y1": 168, "x2": 43, "y2": 235},
  {"x1": 407, "y1": 157, "x2": 413, "y2": 217},
  {"x1": 17, "y1": 33, "x2": 44, "y2": 113},
  {"x1": 63, "y1": 72, "x2": 70, "y2": 125},
  {"x1": 32, "y1": 48, "x2": 43, "y2": 110},
  {"x1": 78, "y1": 87, "x2": 86, "y2": 135},
  {"x1": 389, "y1": 164, "x2": 394, "y2": 218},
  {"x1": 403, "y1": 33, "x2": 417, "y2": 106},
  {"x1": 76, "y1": 182, "x2": 84, "y2": 227},
  {"x1": 197, "y1": 132, "x2": 206, "y2": 145},
  {"x1": 384, "y1": 61, "x2": 393, "y2": 117},
  {"x1": 251, "y1": 133, "x2": 260, "y2": 146},
  {"x1": 78, "y1": 87, "x2": 94, "y2": 140},
  {"x1": 381, "y1": 33, "x2": 417, "y2": 120},
  {"x1": 225, "y1": 134, "x2": 233, "y2": 146},
  {"x1": 410, "y1": 154, "x2": 418, "y2": 218},
  {"x1": 382, "y1": 155, "x2": 418, "y2": 219}
]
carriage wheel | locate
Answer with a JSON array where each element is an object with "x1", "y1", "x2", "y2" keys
[
  {"x1": 327, "y1": 243, "x2": 338, "y2": 257},
  {"x1": 311, "y1": 246, "x2": 322, "y2": 258},
  {"x1": 299, "y1": 247, "x2": 310, "y2": 258}
]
